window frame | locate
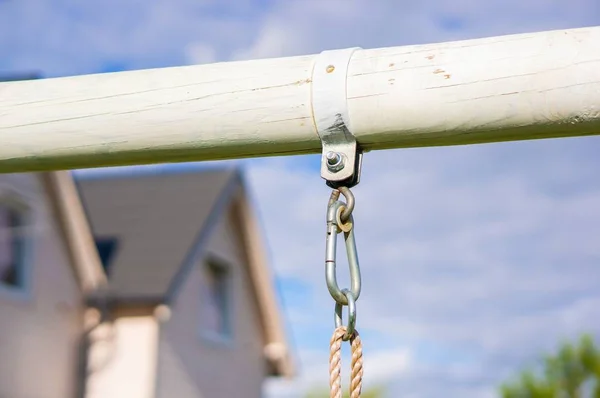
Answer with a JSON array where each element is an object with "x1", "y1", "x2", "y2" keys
[
  {"x1": 0, "y1": 186, "x2": 35, "y2": 301},
  {"x1": 198, "y1": 254, "x2": 234, "y2": 346},
  {"x1": 94, "y1": 236, "x2": 119, "y2": 277}
]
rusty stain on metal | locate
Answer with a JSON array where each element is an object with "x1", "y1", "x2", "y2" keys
[
  {"x1": 326, "y1": 65, "x2": 335, "y2": 73},
  {"x1": 388, "y1": 63, "x2": 395, "y2": 68},
  {"x1": 426, "y1": 55, "x2": 435, "y2": 60},
  {"x1": 444, "y1": 74, "x2": 451, "y2": 79},
  {"x1": 433, "y1": 68, "x2": 445, "y2": 74}
]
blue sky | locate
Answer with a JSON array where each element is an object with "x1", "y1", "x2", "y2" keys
[{"x1": 3, "y1": 0, "x2": 600, "y2": 396}]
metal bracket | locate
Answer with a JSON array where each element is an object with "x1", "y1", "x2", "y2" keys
[{"x1": 311, "y1": 48, "x2": 363, "y2": 189}]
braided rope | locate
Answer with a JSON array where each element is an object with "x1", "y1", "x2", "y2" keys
[{"x1": 329, "y1": 326, "x2": 363, "y2": 398}]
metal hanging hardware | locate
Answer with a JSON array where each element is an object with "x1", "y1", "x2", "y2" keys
[
  {"x1": 326, "y1": 188, "x2": 361, "y2": 306},
  {"x1": 325, "y1": 187, "x2": 364, "y2": 398},
  {"x1": 325, "y1": 187, "x2": 361, "y2": 341},
  {"x1": 313, "y1": 48, "x2": 365, "y2": 397},
  {"x1": 312, "y1": 48, "x2": 363, "y2": 189}
]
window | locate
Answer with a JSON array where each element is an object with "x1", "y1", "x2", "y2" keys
[
  {"x1": 94, "y1": 237, "x2": 119, "y2": 276},
  {"x1": 201, "y1": 259, "x2": 232, "y2": 340},
  {"x1": 0, "y1": 202, "x2": 28, "y2": 290}
]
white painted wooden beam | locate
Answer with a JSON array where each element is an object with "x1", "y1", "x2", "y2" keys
[{"x1": 1, "y1": 26, "x2": 600, "y2": 173}]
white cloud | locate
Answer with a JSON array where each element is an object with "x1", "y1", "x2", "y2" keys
[
  {"x1": 0, "y1": 0, "x2": 264, "y2": 76},
  {"x1": 229, "y1": 0, "x2": 600, "y2": 63},
  {"x1": 184, "y1": 43, "x2": 217, "y2": 65}
]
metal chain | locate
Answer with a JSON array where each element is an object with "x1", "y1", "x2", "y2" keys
[{"x1": 325, "y1": 187, "x2": 364, "y2": 397}]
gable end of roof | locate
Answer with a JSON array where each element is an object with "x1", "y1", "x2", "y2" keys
[{"x1": 163, "y1": 168, "x2": 242, "y2": 303}]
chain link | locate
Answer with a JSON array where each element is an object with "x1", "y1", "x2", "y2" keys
[{"x1": 335, "y1": 289, "x2": 356, "y2": 339}]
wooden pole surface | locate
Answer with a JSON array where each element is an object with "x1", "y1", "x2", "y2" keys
[{"x1": 1, "y1": 26, "x2": 600, "y2": 173}]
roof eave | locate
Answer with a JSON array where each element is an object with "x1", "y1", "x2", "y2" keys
[
  {"x1": 42, "y1": 171, "x2": 108, "y2": 293},
  {"x1": 232, "y1": 177, "x2": 296, "y2": 378}
]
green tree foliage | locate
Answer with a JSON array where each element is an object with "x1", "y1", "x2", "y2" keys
[{"x1": 499, "y1": 334, "x2": 600, "y2": 398}]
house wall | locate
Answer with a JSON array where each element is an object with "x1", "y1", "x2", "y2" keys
[
  {"x1": 85, "y1": 315, "x2": 159, "y2": 398},
  {"x1": 0, "y1": 173, "x2": 84, "y2": 398},
  {"x1": 155, "y1": 203, "x2": 267, "y2": 398}
]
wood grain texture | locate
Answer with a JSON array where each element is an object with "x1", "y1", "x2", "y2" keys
[{"x1": 1, "y1": 26, "x2": 599, "y2": 173}]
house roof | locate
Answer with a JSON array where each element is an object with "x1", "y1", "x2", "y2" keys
[
  {"x1": 75, "y1": 168, "x2": 235, "y2": 300},
  {"x1": 72, "y1": 166, "x2": 294, "y2": 378}
]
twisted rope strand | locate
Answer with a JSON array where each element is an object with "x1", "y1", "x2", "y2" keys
[
  {"x1": 350, "y1": 331, "x2": 363, "y2": 398},
  {"x1": 329, "y1": 326, "x2": 363, "y2": 398}
]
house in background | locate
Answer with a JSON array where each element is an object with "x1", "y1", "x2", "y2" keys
[{"x1": 0, "y1": 167, "x2": 294, "y2": 398}]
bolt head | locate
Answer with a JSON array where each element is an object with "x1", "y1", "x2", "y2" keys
[
  {"x1": 326, "y1": 151, "x2": 341, "y2": 164},
  {"x1": 325, "y1": 151, "x2": 344, "y2": 172}
]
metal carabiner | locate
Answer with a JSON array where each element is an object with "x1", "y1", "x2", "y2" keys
[
  {"x1": 325, "y1": 199, "x2": 361, "y2": 306},
  {"x1": 335, "y1": 289, "x2": 357, "y2": 341}
]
